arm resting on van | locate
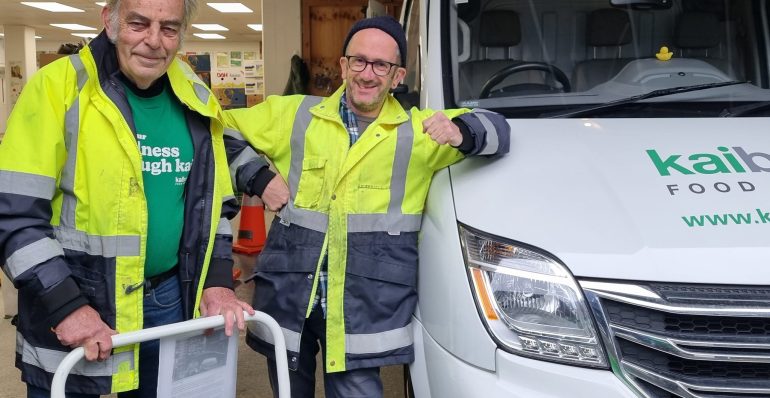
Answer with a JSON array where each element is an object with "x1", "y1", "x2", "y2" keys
[{"x1": 452, "y1": 110, "x2": 511, "y2": 157}]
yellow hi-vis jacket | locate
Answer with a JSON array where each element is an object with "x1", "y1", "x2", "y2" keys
[
  {"x1": 224, "y1": 84, "x2": 510, "y2": 373},
  {"x1": 0, "y1": 32, "x2": 237, "y2": 394}
]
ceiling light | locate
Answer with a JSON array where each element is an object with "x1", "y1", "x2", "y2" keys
[
  {"x1": 95, "y1": 1, "x2": 106, "y2": 5},
  {"x1": 50, "y1": 23, "x2": 97, "y2": 30},
  {"x1": 72, "y1": 33, "x2": 98, "y2": 39},
  {"x1": 21, "y1": 2, "x2": 84, "y2": 12},
  {"x1": 0, "y1": 33, "x2": 40, "y2": 39},
  {"x1": 192, "y1": 24, "x2": 229, "y2": 31},
  {"x1": 207, "y1": 3, "x2": 253, "y2": 13},
  {"x1": 247, "y1": 24, "x2": 262, "y2": 31},
  {"x1": 193, "y1": 33, "x2": 226, "y2": 39}
]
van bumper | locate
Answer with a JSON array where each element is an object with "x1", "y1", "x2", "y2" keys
[{"x1": 410, "y1": 317, "x2": 639, "y2": 398}]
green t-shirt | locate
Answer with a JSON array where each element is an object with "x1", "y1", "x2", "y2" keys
[{"x1": 122, "y1": 77, "x2": 193, "y2": 278}]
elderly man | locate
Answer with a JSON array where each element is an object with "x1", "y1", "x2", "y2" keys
[
  {"x1": 225, "y1": 16, "x2": 511, "y2": 398},
  {"x1": 0, "y1": 0, "x2": 253, "y2": 397}
]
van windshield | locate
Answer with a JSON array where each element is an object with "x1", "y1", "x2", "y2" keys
[{"x1": 447, "y1": 0, "x2": 770, "y2": 118}]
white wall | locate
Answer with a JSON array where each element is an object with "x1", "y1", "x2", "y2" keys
[
  {"x1": 262, "y1": 0, "x2": 301, "y2": 96},
  {"x1": 181, "y1": 41, "x2": 260, "y2": 55}
]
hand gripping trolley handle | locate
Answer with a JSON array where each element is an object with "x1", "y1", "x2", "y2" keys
[{"x1": 51, "y1": 311, "x2": 290, "y2": 398}]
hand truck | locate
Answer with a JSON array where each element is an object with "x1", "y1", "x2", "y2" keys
[{"x1": 51, "y1": 311, "x2": 290, "y2": 398}]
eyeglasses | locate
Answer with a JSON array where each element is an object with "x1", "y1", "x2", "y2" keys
[{"x1": 345, "y1": 55, "x2": 400, "y2": 76}]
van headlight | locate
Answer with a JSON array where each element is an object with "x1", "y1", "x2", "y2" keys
[{"x1": 459, "y1": 224, "x2": 608, "y2": 368}]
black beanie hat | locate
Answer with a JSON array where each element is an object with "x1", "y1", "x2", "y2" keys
[{"x1": 342, "y1": 16, "x2": 407, "y2": 66}]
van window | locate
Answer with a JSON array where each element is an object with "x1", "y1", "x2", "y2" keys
[{"x1": 446, "y1": 0, "x2": 770, "y2": 118}]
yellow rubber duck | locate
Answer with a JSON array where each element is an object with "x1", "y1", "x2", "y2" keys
[{"x1": 656, "y1": 46, "x2": 673, "y2": 61}]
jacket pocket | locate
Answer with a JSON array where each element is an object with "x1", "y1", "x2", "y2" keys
[
  {"x1": 68, "y1": 260, "x2": 116, "y2": 325},
  {"x1": 294, "y1": 157, "x2": 326, "y2": 208},
  {"x1": 344, "y1": 238, "x2": 418, "y2": 333},
  {"x1": 356, "y1": 184, "x2": 390, "y2": 213}
]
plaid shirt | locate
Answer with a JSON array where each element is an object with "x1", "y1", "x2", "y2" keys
[{"x1": 311, "y1": 93, "x2": 361, "y2": 318}]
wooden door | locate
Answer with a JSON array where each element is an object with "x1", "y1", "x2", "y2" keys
[{"x1": 302, "y1": 0, "x2": 403, "y2": 96}]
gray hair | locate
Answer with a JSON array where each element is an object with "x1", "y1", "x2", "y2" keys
[{"x1": 105, "y1": 0, "x2": 198, "y2": 41}]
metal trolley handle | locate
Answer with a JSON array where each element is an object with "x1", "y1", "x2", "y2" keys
[{"x1": 51, "y1": 311, "x2": 290, "y2": 398}]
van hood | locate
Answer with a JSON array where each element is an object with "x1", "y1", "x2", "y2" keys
[{"x1": 449, "y1": 118, "x2": 770, "y2": 285}]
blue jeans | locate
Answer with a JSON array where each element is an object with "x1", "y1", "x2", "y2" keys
[{"x1": 28, "y1": 275, "x2": 184, "y2": 398}]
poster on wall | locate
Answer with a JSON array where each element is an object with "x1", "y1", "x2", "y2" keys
[
  {"x1": 212, "y1": 68, "x2": 246, "y2": 109},
  {"x1": 216, "y1": 52, "x2": 229, "y2": 68},
  {"x1": 245, "y1": 77, "x2": 262, "y2": 95},
  {"x1": 244, "y1": 61, "x2": 256, "y2": 78},
  {"x1": 9, "y1": 61, "x2": 23, "y2": 105},
  {"x1": 230, "y1": 51, "x2": 242, "y2": 67}
]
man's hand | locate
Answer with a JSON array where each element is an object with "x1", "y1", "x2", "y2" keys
[
  {"x1": 261, "y1": 175, "x2": 290, "y2": 211},
  {"x1": 200, "y1": 287, "x2": 255, "y2": 336},
  {"x1": 423, "y1": 113, "x2": 462, "y2": 147},
  {"x1": 53, "y1": 305, "x2": 116, "y2": 362}
]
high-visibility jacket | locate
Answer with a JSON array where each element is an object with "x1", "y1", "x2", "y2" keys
[
  {"x1": 224, "y1": 85, "x2": 509, "y2": 373},
  {"x1": 0, "y1": 32, "x2": 237, "y2": 394}
]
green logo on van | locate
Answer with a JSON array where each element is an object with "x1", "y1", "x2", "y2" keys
[{"x1": 647, "y1": 147, "x2": 770, "y2": 176}]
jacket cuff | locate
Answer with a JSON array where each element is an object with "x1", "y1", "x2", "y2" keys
[
  {"x1": 451, "y1": 118, "x2": 476, "y2": 154},
  {"x1": 41, "y1": 277, "x2": 90, "y2": 327},
  {"x1": 203, "y1": 257, "x2": 235, "y2": 290},
  {"x1": 250, "y1": 167, "x2": 277, "y2": 197}
]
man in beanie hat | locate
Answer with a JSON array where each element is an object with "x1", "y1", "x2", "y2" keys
[{"x1": 224, "y1": 15, "x2": 510, "y2": 397}]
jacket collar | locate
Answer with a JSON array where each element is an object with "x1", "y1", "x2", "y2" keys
[
  {"x1": 87, "y1": 30, "x2": 121, "y2": 88},
  {"x1": 311, "y1": 83, "x2": 410, "y2": 126},
  {"x1": 85, "y1": 30, "x2": 218, "y2": 119}
]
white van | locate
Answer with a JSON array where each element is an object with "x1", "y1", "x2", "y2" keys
[{"x1": 398, "y1": 0, "x2": 770, "y2": 397}]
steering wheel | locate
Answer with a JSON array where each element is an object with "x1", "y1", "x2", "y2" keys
[{"x1": 479, "y1": 62, "x2": 571, "y2": 98}]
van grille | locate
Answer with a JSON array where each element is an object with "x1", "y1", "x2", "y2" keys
[{"x1": 581, "y1": 281, "x2": 770, "y2": 398}]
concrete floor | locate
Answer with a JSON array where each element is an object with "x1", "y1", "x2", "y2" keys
[{"x1": 0, "y1": 252, "x2": 405, "y2": 397}]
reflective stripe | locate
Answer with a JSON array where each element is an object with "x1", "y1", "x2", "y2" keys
[
  {"x1": 61, "y1": 55, "x2": 89, "y2": 230},
  {"x1": 347, "y1": 213, "x2": 422, "y2": 233},
  {"x1": 69, "y1": 54, "x2": 88, "y2": 91},
  {"x1": 278, "y1": 96, "x2": 326, "y2": 231},
  {"x1": 17, "y1": 331, "x2": 133, "y2": 377},
  {"x1": 4, "y1": 237, "x2": 64, "y2": 279},
  {"x1": 0, "y1": 170, "x2": 56, "y2": 199},
  {"x1": 384, "y1": 116, "x2": 415, "y2": 235},
  {"x1": 193, "y1": 83, "x2": 210, "y2": 105},
  {"x1": 287, "y1": 96, "x2": 322, "y2": 201},
  {"x1": 216, "y1": 217, "x2": 232, "y2": 236},
  {"x1": 277, "y1": 204, "x2": 328, "y2": 233},
  {"x1": 229, "y1": 146, "x2": 260, "y2": 184},
  {"x1": 345, "y1": 322, "x2": 413, "y2": 355},
  {"x1": 474, "y1": 111, "x2": 499, "y2": 155},
  {"x1": 248, "y1": 322, "x2": 302, "y2": 353},
  {"x1": 54, "y1": 226, "x2": 141, "y2": 257},
  {"x1": 223, "y1": 127, "x2": 245, "y2": 141},
  {"x1": 61, "y1": 97, "x2": 79, "y2": 229}
]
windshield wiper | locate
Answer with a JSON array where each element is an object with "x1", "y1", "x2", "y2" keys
[
  {"x1": 719, "y1": 101, "x2": 770, "y2": 117},
  {"x1": 546, "y1": 81, "x2": 746, "y2": 118}
]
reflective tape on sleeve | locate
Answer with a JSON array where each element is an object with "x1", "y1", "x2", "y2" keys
[
  {"x1": 4, "y1": 237, "x2": 64, "y2": 279},
  {"x1": 0, "y1": 170, "x2": 56, "y2": 199}
]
